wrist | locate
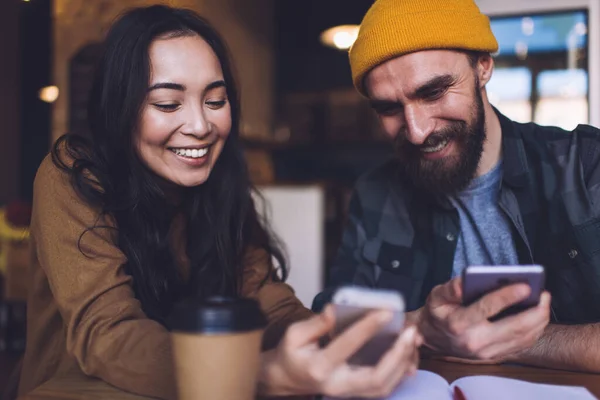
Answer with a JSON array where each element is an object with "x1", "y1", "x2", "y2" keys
[
  {"x1": 503, "y1": 345, "x2": 534, "y2": 364},
  {"x1": 409, "y1": 308, "x2": 439, "y2": 352},
  {"x1": 405, "y1": 308, "x2": 421, "y2": 326},
  {"x1": 504, "y1": 324, "x2": 554, "y2": 364},
  {"x1": 257, "y1": 349, "x2": 296, "y2": 396},
  {"x1": 257, "y1": 349, "x2": 283, "y2": 396}
]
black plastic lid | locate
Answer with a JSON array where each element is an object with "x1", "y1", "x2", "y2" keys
[{"x1": 167, "y1": 296, "x2": 267, "y2": 334}]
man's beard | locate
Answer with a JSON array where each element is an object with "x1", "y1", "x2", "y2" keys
[{"x1": 393, "y1": 84, "x2": 486, "y2": 195}]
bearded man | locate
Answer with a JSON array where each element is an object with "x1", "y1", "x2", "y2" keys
[{"x1": 314, "y1": 0, "x2": 600, "y2": 372}]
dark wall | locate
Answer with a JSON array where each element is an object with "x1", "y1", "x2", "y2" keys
[
  {"x1": 0, "y1": 0, "x2": 21, "y2": 205},
  {"x1": 275, "y1": 0, "x2": 373, "y2": 94},
  {"x1": 19, "y1": 0, "x2": 53, "y2": 201},
  {"x1": 271, "y1": 1, "x2": 392, "y2": 187}
]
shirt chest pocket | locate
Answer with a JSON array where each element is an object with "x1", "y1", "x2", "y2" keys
[
  {"x1": 539, "y1": 217, "x2": 600, "y2": 323},
  {"x1": 565, "y1": 218, "x2": 600, "y2": 321},
  {"x1": 362, "y1": 238, "x2": 419, "y2": 307}
]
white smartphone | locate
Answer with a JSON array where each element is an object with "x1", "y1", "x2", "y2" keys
[
  {"x1": 462, "y1": 265, "x2": 545, "y2": 320},
  {"x1": 331, "y1": 286, "x2": 405, "y2": 366}
]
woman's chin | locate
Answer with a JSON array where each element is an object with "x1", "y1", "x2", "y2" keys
[
  {"x1": 175, "y1": 177, "x2": 209, "y2": 188},
  {"x1": 156, "y1": 170, "x2": 211, "y2": 189}
]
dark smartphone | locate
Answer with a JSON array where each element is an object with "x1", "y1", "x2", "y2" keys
[{"x1": 462, "y1": 265, "x2": 545, "y2": 321}]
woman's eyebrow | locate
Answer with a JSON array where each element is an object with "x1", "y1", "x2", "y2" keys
[
  {"x1": 147, "y1": 82, "x2": 186, "y2": 92},
  {"x1": 205, "y1": 80, "x2": 226, "y2": 92}
]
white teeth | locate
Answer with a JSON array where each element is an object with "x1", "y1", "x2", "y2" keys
[
  {"x1": 171, "y1": 148, "x2": 208, "y2": 158},
  {"x1": 421, "y1": 139, "x2": 449, "y2": 153}
]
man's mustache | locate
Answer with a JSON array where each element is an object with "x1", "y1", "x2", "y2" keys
[{"x1": 394, "y1": 127, "x2": 461, "y2": 152}]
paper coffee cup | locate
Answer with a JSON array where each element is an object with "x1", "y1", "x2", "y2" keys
[{"x1": 168, "y1": 297, "x2": 267, "y2": 400}]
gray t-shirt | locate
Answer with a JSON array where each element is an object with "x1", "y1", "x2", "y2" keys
[{"x1": 449, "y1": 161, "x2": 519, "y2": 277}]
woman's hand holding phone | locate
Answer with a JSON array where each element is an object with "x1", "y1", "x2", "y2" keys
[
  {"x1": 258, "y1": 303, "x2": 422, "y2": 398},
  {"x1": 331, "y1": 287, "x2": 407, "y2": 366}
]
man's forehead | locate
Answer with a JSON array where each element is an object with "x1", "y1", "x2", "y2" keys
[{"x1": 365, "y1": 49, "x2": 469, "y2": 97}]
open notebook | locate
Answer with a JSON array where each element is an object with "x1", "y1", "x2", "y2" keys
[{"x1": 325, "y1": 370, "x2": 597, "y2": 400}]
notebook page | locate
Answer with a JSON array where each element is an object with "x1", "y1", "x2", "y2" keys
[
  {"x1": 450, "y1": 375, "x2": 597, "y2": 400},
  {"x1": 323, "y1": 370, "x2": 451, "y2": 400},
  {"x1": 386, "y1": 370, "x2": 452, "y2": 400}
]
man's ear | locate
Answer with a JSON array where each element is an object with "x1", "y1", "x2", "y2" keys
[{"x1": 477, "y1": 53, "x2": 494, "y2": 88}]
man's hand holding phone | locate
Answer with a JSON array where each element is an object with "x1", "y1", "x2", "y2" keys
[{"x1": 416, "y1": 267, "x2": 551, "y2": 362}]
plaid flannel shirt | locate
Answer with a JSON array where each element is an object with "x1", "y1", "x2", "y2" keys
[{"x1": 314, "y1": 110, "x2": 600, "y2": 324}]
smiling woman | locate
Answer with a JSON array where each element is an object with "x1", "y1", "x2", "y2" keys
[
  {"x1": 16, "y1": 5, "x2": 307, "y2": 399},
  {"x1": 138, "y1": 35, "x2": 231, "y2": 188},
  {"x1": 14, "y1": 5, "x2": 421, "y2": 400}
]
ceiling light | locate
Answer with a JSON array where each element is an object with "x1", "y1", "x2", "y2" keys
[
  {"x1": 39, "y1": 86, "x2": 59, "y2": 103},
  {"x1": 320, "y1": 25, "x2": 360, "y2": 50}
]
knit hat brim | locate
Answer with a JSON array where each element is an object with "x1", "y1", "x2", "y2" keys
[{"x1": 350, "y1": 6, "x2": 498, "y2": 96}]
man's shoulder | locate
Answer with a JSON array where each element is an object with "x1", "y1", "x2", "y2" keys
[
  {"x1": 571, "y1": 123, "x2": 600, "y2": 143},
  {"x1": 517, "y1": 119, "x2": 600, "y2": 149},
  {"x1": 505, "y1": 118, "x2": 600, "y2": 189},
  {"x1": 513, "y1": 119, "x2": 600, "y2": 164}
]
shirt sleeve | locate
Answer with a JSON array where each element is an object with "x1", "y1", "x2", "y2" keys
[
  {"x1": 240, "y1": 248, "x2": 313, "y2": 350},
  {"x1": 312, "y1": 190, "x2": 376, "y2": 312},
  {"x1": 32, "y1": 159, "x2": 176, "y2": 399}
]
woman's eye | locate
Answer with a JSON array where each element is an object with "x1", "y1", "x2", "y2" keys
[
  {"x1": 153, "y1": 103, "x2": 180, "y2": 112},
  {"x1": 206, "y1": 100, "x2": 227, "y2": 109}
]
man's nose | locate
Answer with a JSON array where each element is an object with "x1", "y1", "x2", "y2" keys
[{"x1": 403, "y1": 105, "x2": 435, "y2": 145}]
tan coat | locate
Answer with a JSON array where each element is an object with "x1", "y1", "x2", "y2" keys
[{"x1": 17, "y1": 155, "x2": 313, "y2": 399}]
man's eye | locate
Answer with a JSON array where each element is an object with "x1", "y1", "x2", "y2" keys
[
  {"x1": 375, "y1": 104, "x2": 402, "y2": 116},
  {"x1": 424, "y1": 88, "x2": 447, "y2": 101}
]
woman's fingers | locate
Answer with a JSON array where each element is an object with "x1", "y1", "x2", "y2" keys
[
  {"x1": 366, "y1": 326, "x2": 420, "y2": 396},
  {"x1": 324, "y1": 327, "x2": 422, "y2": 398},
  {"x1": 276, "y1": 307, "x2": 422, "y2": 398},
  {"x1": 321, "y1": 310, "x2": 393, "y2": 367},
  {"x1": 283, "y1": 304, "x2": 337, "y2": 348}
]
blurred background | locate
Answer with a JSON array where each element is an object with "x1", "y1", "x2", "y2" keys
[{"x1": 0, "y1": 0, "x2": 598, "y2": 384}]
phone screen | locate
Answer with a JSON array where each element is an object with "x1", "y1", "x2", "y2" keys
[
  {"x1": 462, "y1": 265, "x2": 545, "y2": 321},
  {"x1": 331, "y1": 287, "x2": 405, "y2": 365}
]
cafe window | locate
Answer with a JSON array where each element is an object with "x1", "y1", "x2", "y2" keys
[{"x1": 486, "y1": 10, "x2": 589, "y2": 130}]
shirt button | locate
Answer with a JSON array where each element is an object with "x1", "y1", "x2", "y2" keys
[
  {"x1": 568, "y1": 249, "x2": 578, "y2": 259},
  {"x1": 391, "y1": 260, "x2": 400, "y2": 269},
  {"x1": 446, "y1": 233, "x2": 456, "y2": 242}
]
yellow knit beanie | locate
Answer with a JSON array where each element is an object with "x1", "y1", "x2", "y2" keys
[{"x1": 349, "y1": 0, "x2": 498, "y2": 96}]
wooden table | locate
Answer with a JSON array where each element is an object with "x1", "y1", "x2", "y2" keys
[
  {"x1": 19, "y1": 360, "x2": 600, "y2": 399},
  {"x1": 18, "y1": 367, "x2": 150, "y2": 400}
]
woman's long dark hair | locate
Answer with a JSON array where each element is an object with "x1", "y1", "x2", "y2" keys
[{"x1": 52, "y1": 5, "x2": 287, "y2": 323}]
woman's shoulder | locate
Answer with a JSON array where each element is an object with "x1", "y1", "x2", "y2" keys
[
  {"x1": 35, "y1": 138, "x2": 103, "y2": 198},
  {"x1": 32, "y1": 144, "x2": 120, "y2": 240},
  {"x1": 33, "y1": 141, "x2": 106, "y2": 218},
  {"x1": 34, "y1": 152, "x2": 71, "y2": 196},
  {"x1": 35, "y1": 135, "x2": 74, "y2": 179}
]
